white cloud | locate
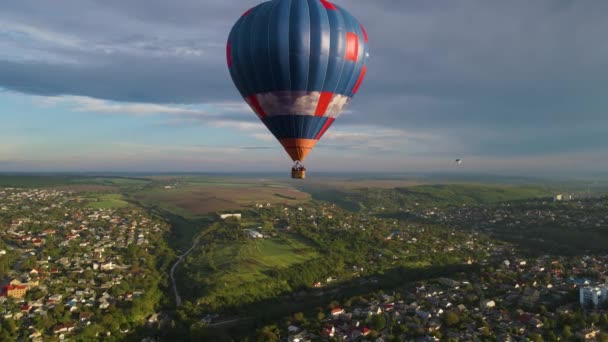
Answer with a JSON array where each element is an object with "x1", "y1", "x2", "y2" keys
[
  {"x1": 32, "y1": 94, "x2": 251, "y2": 118},
  {"x1": 69, "y1": 97, "x2": 204, "y2": 116},
  {"x1": 209, "y1": 120, "x2": 265, "y2": 132},
  {"x1": 252, "y1": 133, "x2": 274, "y2": 142},
  {"x1": 0, "y1": 21, "x2": 82, "y2": 48}
]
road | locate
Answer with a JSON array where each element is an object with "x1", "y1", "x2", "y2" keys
[
  {"x1": 170, "y1": 239, "x2": 199, "y2": 307},
  {"x1": 207, "y1": 317, "x2": 254, "y2": 327}
]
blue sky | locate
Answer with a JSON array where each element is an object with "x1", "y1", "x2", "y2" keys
[{"x1": 1, "y1": 0, "x2": 608, "y2": 174}]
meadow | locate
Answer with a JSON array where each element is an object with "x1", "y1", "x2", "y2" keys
[
  {"x1": 179, "y1": 234, "x2": 320, "y2": 309},
  {"x1": 85, "y1": 193, "x2": 130, "y2": 209}
]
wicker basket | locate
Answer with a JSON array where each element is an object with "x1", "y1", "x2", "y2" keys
[{"x1": 291, "y1": 170, "x2": 306, "y2": 179}]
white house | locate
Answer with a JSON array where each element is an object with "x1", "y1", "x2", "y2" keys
[
  {"x1": 244, "y1": 229, "x2": 263, "y2": 239},
  {"x1": 220, "y1": 213, "x2": 242, "y2": 220}
]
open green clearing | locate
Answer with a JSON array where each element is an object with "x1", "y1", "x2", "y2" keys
[
  {"x1": 196, "y1": 236, "x2": 318, "y2": 283},
  {"x1": 86, "y1": 193, "x2": 130, "y2": 209},
  {"x1": 306, "y1": 183, "x2": 549, "y2": 212},
  {"x1": 400, "y1": 184, "x2": 548, "y2": 204},
  {"x1": 72, "y1": 177, "x2": 151, "y2": 186},
  {"x1": 179, "y1": 235, "x2": 319, "y2": 308}
]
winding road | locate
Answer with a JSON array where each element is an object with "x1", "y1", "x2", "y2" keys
[{"x1": 170, "y1": 239, "x2": 199, "y2": 307}]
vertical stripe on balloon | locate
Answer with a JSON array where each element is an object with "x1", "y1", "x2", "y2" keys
[
  {"x1": 319, "y1": 0, "x2": 337, "y2": 10},
  {"x1": 352, "y1": 66, "x2": 367, "y2": 95},
  {"x1": 360, "y1": 24, "x2": 369, "y2": 43},
  {"x1": 315, "y1": 92, "x2": 334, "y2": 116},
  {"x1": 315, "y1": 117, "x2": 335, "y2": 140},
  {"x1": 242, "y1": 7, "x2": 254, "y2": 17},
  {"x1": 245, "y1": 95, "x2": 267, "y2": 118},
  {"x1": 226, "y1": 43, "x2": 232, "y2": 67},
  {"x1": 345, "y1": 32, "x2": 359, "y2": 61}
]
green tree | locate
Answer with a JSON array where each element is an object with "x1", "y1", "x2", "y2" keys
[
  {"x1": 292, "y1": 312, "x2": 305, "y2": 323},
  {"x1": 562, "y1": 325, "x2": 572, "y2": 339},
  {"x1": 257, "y1": 325, "x2": 280, "y2": 342},
  {"x1": 370, "y1": 315, "x2": 386, "y2": 331},
  {"x1": 598, "y1": 333, "x2": 608, "y2": 342},
  {"x1": 529, "y1": 333, "x2": 543, "y2": 342},
  {"x1": 3, "y1": 319, "x2": 17, "y2": 335},
  {"x1": 444, "y1": 311, "x2": 460, "y2": 327},
  {"x1": 545, "y1": 331, "x2": 558, "y2": 342}
]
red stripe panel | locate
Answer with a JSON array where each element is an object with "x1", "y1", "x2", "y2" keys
[
  {"x1": 352, "y1": 66, "x2": 367, "y2": 94},
  {"x1": 315, "y1": 117, "x2": 335, "y2": 140},
  {"x1": 345, "y1": 32, "x2": 359, "y2": 61},
  {"x1": 226, "y1": 43, "x2": 232, "y2": 67},
  {"x1": 360, "y1": 24, "x2": 369, "y2": 43},
  {"x1": 314, "y1": 92, "x2": 334, "y2": 116},
  {"x1": 320, "y1": 0, "x2": 337, "y2": 10},
  {"x1": 242, "y1": 7, "x2": 254, "y2": 17},
  {"x1": 245, "y1": 95, "x2": 266, "y2": 118}
]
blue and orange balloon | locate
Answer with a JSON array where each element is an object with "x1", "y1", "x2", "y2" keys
[{"x1": 227, "y1": 0, "x2": 369, "y2": 177}]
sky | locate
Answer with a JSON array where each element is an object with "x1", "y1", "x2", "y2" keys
[{"x1": 1, "y1": 0, "x2": 608, "y2": 175}]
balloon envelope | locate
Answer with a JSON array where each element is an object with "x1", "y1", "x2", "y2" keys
[{"x1": 227, "y1": 0, "x2": 369, "y2": 162}]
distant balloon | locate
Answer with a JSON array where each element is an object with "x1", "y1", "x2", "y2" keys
[{"x1": 226, "y1": 0, "x2": 369, "y2": 179}]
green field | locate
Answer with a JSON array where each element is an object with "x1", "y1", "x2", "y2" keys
[
  {"x1": 72, "y1": 177, "x2": 151, "y2": 186},
  {"x1": 86, "y1": 194, "x2": 130, "y2": 209},
  {"x1": 400, "y1": 184, "x2": 548, "y2": 204},
  {"x1": 180, "y1": 235, "x2": 319, "y2": 309},
  {"x1": 308, "y1": 184, "x2": 550, "y2": 212},
  {"x1": 199, "y1": 236, "x2": 317, "y2": 283},
  {"x1": 0, "y1": 175, "x2": 153, "y2": 188}
]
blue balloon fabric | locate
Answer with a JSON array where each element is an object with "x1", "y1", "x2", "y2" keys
[{"x1": 227, "y1": 0, "x2": 369, "y2": 162}]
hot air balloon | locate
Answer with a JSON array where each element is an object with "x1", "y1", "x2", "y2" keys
[{"x1": 227, "y1": 0, "x2": 369, "y2": 179}]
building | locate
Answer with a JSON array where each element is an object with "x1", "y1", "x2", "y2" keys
[
  {"x1": 244, "y1": 229, "x2": 263, "y2": 239},
  {"x1": 580, "y1": 285, "x2": 608, "y2": 308},
  {"x1": 219, "y1": 213, "x2": 241, "y2": 220},
  {"x1": 94, "y1": 247, "x2": 104, "y2": 259},
  {"x1": 2, "y1": 285, "x2": 27, "y2": 299}
]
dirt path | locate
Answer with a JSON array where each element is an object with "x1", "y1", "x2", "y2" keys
[{"x1": 170, "y1": 239, "x2": 199, "y2": 307}]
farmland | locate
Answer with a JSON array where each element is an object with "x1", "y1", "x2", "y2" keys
[
  {"x1": 85, "y1": 193, "x2": 130, "y2": 209},
  {"x1": 131, "y1": 183, "x2": 310, "y2": 219}
]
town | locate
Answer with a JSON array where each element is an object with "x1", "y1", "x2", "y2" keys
[
  {"x1": 282, "y1": 253, "x2": 608, "y2": 342},
  {"x1": 0, "y1": 188, "x2": 173, "y2": 341},
  {"x1": 272, "y1": 196, "x2": 608, "y2": 342},
  {"x1": 1, "y1": 183, "x2": 608, "y2": 341}
]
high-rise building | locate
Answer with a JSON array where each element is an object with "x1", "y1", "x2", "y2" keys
[{"x1": 580, "y1": 285, "x2": 608, "y2": 308}]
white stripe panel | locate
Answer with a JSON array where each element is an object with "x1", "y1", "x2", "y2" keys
[{"x1": 254, "y1": 91, "x2": 350, "y2": 118}]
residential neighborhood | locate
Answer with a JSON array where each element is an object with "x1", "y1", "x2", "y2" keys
[
  {"x1": 0, "y1": 188, "x2": 172, "y2": 340},
  {"x1": 285, "y1": 253, "x2": 608, "y2": 342}
]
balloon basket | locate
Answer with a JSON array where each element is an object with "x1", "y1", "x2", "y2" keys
[{"x1": 291, "y1": 170, "x2": 306, "y2": 179}]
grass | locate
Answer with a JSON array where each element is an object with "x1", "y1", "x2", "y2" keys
[
  {"x1": 86, "y1": 194, "x2": 130, "y2": 209},
  {"x1": 182, "y1": 235, "x2": 319, "y2": 305},
  {"x1": 72, "y1": 177, "x2": 151, "y2": 186},
  {"x1": 399, "y1": 184, "x2": 548, "y2": 205},
  {"x1": 0, "y1": 175, "x2": 152, "y2": 189},
  {"x1": 309, "y1": 183, "x2": 549, "y2": 212},
  {"x1": 207, "y1": 236, "x2": 318, "y2": 283}
]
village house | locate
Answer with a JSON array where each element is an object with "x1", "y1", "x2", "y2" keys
[{"x1": 2, "y1": 285, "x2": 27, "y2": 299}]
